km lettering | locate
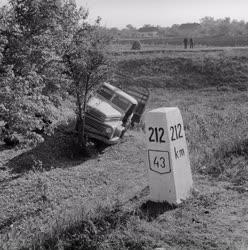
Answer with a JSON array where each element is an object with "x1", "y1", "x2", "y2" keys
[{"x1": 174, "y1": 146, "x2": 185, "y2": 160}]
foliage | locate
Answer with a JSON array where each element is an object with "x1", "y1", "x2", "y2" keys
[
  {"x1": 0, "y1": 0, "x2": 101, "y2": 146},
  {"x1": 0, "y1": 69, "x2": 53, "y2": 145},
  {"x1": 63, "y1": 19, "x2": 111, "y2": 149}
]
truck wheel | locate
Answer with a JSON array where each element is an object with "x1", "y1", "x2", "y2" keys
[{"x1": 91, "y1": 138, "x2": 106, "y2": 147}]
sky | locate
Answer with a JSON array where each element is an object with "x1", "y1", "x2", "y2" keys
[
  {"x1": 78, "y1": 0, "x2": 248, "y2": 28},
  {"x1": 1, "y1": 0, "x2": 248, "y2": 28}
]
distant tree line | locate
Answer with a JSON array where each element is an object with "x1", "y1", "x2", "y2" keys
[{"x1": 106, "y1": 17, "x2": 248, "y2": 39}]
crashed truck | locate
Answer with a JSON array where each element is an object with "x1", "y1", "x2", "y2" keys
[{"x1": 84, "y1": 82, "x2": 149, "y2": 145}]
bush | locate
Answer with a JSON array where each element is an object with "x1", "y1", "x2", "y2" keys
[{"x1": 131, "y1": 40, "x2": 142, "y2": 50}]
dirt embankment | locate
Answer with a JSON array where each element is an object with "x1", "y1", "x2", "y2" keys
[{"x1": 116, "y1": 50, "x2": 248, "y2": 90}]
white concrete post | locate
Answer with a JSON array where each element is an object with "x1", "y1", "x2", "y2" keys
[{"x1": 145, "y1": 107, "x2": 193, "y2": 204}]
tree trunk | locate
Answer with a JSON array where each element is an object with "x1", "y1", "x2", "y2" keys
[
  {"x1": 75, "y1": 75, "x2": 91, "y2": 155},
  {"x1": 76, "y1": 92, "x2": 86, "y2": 150},
  {"x1": 81, "y1": 74, "x2": 90, "y2": 143}
]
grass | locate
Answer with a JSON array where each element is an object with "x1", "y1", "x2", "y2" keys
[
  {"x1": 1, "y1": 48, "x2": 248, "y2": 249},
  {"x1": 111, "y1": 36, "x2": 248, "y2": 48},
  {"x1": 114, "y1": 49, "x2": 248, "y2": 90}
]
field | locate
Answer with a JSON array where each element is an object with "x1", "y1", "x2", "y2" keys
[
  {"x1": 1, "y1": 49, "x2": 248, "y2": 249},
  {"x1": 112, "y1": 35, "x2": 248, "y2": 48}
]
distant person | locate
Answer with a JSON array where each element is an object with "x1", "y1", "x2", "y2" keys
[
  {"x1": 189, "y1": 38, "x2": 194, "y2": 48},
  {"x1": 183, "y1": 38, "x2": 188, "y2": 49}
]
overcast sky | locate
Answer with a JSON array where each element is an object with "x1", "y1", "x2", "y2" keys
[
  {"x1": 78, "y1": 0, "x2": 248, "y2": 28},
  {"x1": 1, "y1": 0, "x2": 248, "y2": 28}
]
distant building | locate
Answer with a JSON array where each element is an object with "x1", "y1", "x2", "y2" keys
[
  {"x1": 138, "y1": 31, "x2": 159, "y2": 38},
  {"x1": 178, "y1": 23, "x2": 200, "y2": 36},
  {"x1": 138, "y1": 26, "x2": 159, "y2": 38}
]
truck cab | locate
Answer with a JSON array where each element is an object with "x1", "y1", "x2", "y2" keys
[{"x1": 85, "y1": 82, "x2": 138, "y2": 145}]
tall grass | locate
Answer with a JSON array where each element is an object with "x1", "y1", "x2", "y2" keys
[{"x1": 150, "y1": 88, "x2": 248, "y2": 185}]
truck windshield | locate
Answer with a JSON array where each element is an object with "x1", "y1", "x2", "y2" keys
[
  {"x1": 97, "y1": 84, "x2": 132, "y2": 112},
  {"x1": 97, "y1": 86, "x2": 114, "y2": 100},
  {"x1": 111, "y1": 95, "x2": 131, "y2": 112}
]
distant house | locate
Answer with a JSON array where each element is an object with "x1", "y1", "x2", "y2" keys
[
  {"x1": 138, "y1": 26, "x2": 159, "y2": 38},
  {"x1": 178, "y1": 23, "x2": 200, "y2": 35}
]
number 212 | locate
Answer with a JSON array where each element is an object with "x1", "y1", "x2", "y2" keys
[
  {"x1": 148, "y1": 127, "x2": 165, "y2": 143},
  {"x1": 170, "y1": 123, "x2": 183, "y2": 141}
]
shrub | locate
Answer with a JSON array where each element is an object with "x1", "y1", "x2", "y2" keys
[{"x1": 131, "y1": 40, "x2": 142, "y2": 50}]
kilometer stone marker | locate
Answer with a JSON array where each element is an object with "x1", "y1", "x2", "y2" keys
[{"x1": 145, "y1": 107, "x2": 193, "y2": 204}]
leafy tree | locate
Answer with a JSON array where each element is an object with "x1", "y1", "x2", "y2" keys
[
  {"x1": 198, "y1": 16, "x2": 248, "y2": 37},
  {"x1": 0, "y1": 0, "x2": 86, "y2": 145},
  {"x1": 0, "y1": 69, "x2": 53, "y2": 145},
  {"x1": 63, "y1": 19, "x2": 111, "y2": 150},
  {"x1": 126, "y1": 24, "x2": 136, "y2": 30}
]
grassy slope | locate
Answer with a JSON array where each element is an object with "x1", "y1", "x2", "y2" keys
[
  {"x1": 115, "y1": 48, "x2": 248, "y2": 90},
  {"x1": 1, "y1": 49, "x2": 248, "y2": 249}
]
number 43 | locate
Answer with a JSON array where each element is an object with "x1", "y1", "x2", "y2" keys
[{"x1": 154, "y1": 156, "x2": 166, "y2": 168}]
